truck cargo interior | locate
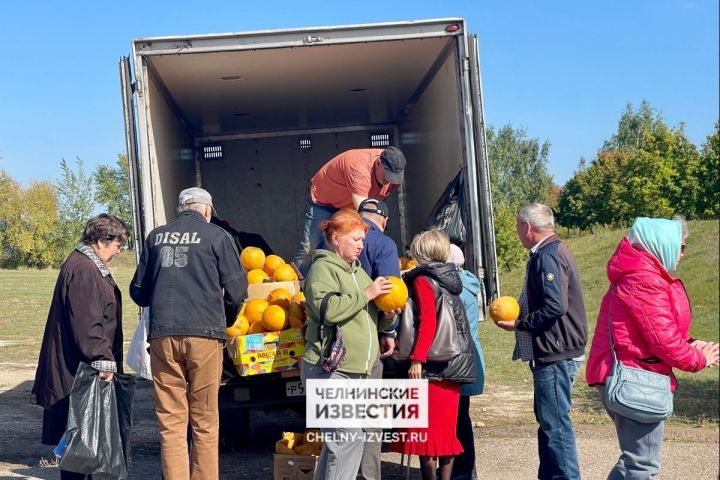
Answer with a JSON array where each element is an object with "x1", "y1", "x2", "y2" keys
[{"x1": 138, "y1": 35, "x2": 469, "y2": 259}]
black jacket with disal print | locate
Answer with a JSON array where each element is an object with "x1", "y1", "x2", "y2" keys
[
  {"x1": 515, "y1": 234, "x2": 588, "y2": 364},
  {"x1": 130, "y1": 210, "x2": 247, "y2": 341}
]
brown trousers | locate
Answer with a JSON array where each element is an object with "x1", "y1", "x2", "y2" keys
[{"x1": 149, "y1": 336, "x2": 223, "y2": 480}]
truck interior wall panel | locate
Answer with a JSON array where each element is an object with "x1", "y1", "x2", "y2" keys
[
  {"x1": 146, "y1": 74, "x2": 194, "y2": 225},
  {"x1": 398, "y1": 49, "x2": 463, "y2": 238},
  {"x1": 200, "y1": 131, "x2": 403, "y2": 260}
]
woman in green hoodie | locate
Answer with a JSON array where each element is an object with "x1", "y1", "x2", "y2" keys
[{"x1": 301, "y1": 209, "x2": 399, "y2": 480}]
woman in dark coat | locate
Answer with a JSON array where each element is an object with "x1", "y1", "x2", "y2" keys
[{"x1": 32, "y1": 213, "x2": 128, "y2": 480}]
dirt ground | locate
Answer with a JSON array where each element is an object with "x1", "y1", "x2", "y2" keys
[{"x1": 0, "y1": 364, "x2": 717, "y2": 479}]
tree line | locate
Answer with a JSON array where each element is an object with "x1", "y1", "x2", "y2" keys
[
  {"x1": 0, "y1": 155, "x2": 131, "y2": 268},
  {"x1": 488, "y1": 100, "x2": 718, "y2": 271},
  {"x1": 0, "y1": 101, "x2": 717, "y2": 269}
]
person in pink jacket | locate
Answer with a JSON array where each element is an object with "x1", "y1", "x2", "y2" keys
[{"x1": 586, "y1": 216, "x2": 719, "y2": 479}]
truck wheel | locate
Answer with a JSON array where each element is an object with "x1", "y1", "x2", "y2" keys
[{"x1": 219, "y1": 407, "x2": 250, "y2": 450}]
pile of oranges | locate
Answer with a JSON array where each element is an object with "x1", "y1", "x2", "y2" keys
[
  {"x1": 226, "y1": 247, "x2": 306, "y2": 338},
  {"x1": 240, "y1": 247, "x2": 298, "y2": 284},
  {"x1": 226, "y1": 288, "x2": 306, "y2": 337}
]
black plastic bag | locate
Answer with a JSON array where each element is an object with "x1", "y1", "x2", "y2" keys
[
  {"x1": 424, "y1": 170, "x2": 466, "y2": 244},
  {"x1": 59, "y1": 363, "x2": 136, "y2": 479}
]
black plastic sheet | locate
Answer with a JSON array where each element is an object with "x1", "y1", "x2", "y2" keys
[{"x1": 424, "y1": 170, "x2": 466, "y2": 245}]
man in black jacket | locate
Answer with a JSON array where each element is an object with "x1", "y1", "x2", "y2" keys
[
  {"x1": 130, "y1": 187, "x2": 246, "y2": 480},
  {"x1": 495, "y1": 203, "x2": 587, "y2": 480}
]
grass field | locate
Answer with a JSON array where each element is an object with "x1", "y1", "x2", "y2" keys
[{"x1": 0, "y1": 221, "x2": 717, "y2": 426}]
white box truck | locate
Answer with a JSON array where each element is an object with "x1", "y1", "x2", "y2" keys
[{"x1": 120, "y1": 18, "x2": 498, "y2": 442}]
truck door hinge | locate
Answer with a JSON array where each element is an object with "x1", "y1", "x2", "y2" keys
[
  {"x1": 303, "y1": 35, "x2": 324, "y2": 44},
  {"x1": 462, "y1": 57, "x2": 470, "y2": 73}
]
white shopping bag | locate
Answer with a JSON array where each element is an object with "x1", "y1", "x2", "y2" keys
[{"x1": 126, "y1": 308, "x2": 152, "y2": 380}]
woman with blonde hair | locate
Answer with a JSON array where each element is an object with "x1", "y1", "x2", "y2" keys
[
  {"x1": 392, "y1": 229, "x2": 476, "y2": 480},
  {"x1": 301, "y1": 209, "x2": 400, "y2": 480}
]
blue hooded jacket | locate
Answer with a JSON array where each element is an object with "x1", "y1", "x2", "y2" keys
[{"x1": 458, "y1": 269, "x2": 486, "y2": 396}]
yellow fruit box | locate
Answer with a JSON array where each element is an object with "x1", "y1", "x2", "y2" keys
[
  {"x1": 227, "y1": 328, "x2": 304, "y2": 376},
  {"x1": 273, "y1": 453, "x2": 318, "y2": 480},
  {"x1": 247, "y1": 280, "x2": 301, "y2": 300}
]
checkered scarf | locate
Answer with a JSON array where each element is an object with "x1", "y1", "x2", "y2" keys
[{"x1": 75, "y1": 243, "x2": 111, "y2": 277}]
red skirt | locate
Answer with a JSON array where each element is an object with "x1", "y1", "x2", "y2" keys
[{"x1": 391, "y1": 380, "x2": 463, "y2": 456}]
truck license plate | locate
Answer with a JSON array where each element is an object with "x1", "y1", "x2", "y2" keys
[{"x1": 285, "y1": 380, "x2": 305, "y2": 397}]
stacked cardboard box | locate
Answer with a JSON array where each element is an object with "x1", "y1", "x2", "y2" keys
[{"x1": 228, "y1": 328, "x2": 304, "y2": 376}]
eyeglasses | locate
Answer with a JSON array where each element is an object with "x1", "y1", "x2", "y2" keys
[{"x1": 680, "y1": 243, "x2": 687, "y2": 254}]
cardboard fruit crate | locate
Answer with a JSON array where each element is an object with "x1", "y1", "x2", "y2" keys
[
  {"x1": 273, "y1": 453, "x2": 318, "y2": 480},
  {"x1": 226, "y1": 329, "x2": 304, "y2": 376}
]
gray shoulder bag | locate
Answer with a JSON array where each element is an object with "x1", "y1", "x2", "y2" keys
[
  {"x1": 392, "y1": 278, "x2": 461, "y2": 362},
  {"x1": 603, "y1": 313, "x2": 673, "y2": 423}
]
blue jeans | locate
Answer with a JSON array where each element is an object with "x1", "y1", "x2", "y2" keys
[
  {"x1": 531, "y1": 359, "x2": 581, "y2": 480},
  {"x1": 292, "y1": 199, "x2": 338, "y2": 276}
]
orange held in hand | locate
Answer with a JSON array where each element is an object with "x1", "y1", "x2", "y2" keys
[
  {"x1": 240, "y1": 246, "x2": 266, "y2": 271},
  {"x1": 373, "y1": 276, "x2": 408, "y2": 313},
  {"x1": 489, "y1": 296, "x2": 520, "y2": 322}
]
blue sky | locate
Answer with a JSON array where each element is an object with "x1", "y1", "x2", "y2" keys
[{"x1": 1, "y1": 1, "x2": 717, "y2": 187}]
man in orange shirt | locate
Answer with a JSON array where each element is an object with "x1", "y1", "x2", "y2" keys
[{"x1": 292, "y1": 146, "x2": 406, "y2": 275}]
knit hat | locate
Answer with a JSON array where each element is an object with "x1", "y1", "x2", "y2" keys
[{"x1": 447, "y1": 244, "x2": 465, "y2": 267}]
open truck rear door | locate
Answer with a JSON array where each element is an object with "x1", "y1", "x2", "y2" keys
[
  {"x1": 119, "y1": 56, "x2": 144, "y2": 258},
  {"x1": 464, "y1": 33, "x2": 499, "y2": 303}
]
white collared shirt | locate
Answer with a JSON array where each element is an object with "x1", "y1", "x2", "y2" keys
[{"x1": 530, "y1": 234, "x2": 554, "y2": 254}]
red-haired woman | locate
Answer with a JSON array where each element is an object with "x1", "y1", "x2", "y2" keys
[{"x1": 301, "y1": 209, "x2": 400, "y2": 480}]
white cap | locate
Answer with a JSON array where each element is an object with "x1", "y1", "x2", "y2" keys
[
  {"x1": 178, "y1": 187, "x2": 216, "y2": 216},
  {"x1": 178, "y1": 187, "x2": 213, "y2": 207}
]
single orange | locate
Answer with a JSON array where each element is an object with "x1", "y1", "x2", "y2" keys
[
  {"x1": 373, "y1": 276, "x2": 409, "y2": 312},
  {"x1": 288, "y1": 302, "x2": 306, "y2": 322},
  {"x1": 263, "y1": 254, "x2": 286, "y2": 276},
  {"x1": 402, "y1": 258, "x2": 417, "y2": 270},
  {"x1": 245, "y1": 299, "x2": 269, "y2": 324},
  {"x1": 262, "y1": 305, "x2": 288, "y2": 331},
  {"x1": 273, "y1": 263, "x2": 298, "y2": 282},
  {"x1": 291, "y1": 292, "x2": 305, "y2": 304},
  {"x1": 248, "y1": 321, "x2": 265, "y2": 334},
  {"x1": 267, "y1": 288, "x2": 292, "y2": 310},
  {"x1": 240, "y1": 246, "x2": 266, "y2": 271},
  {"x1": 247, "y1": 268, "x2": 270, "y2": 284},
  {"x1": 288, "y1": 317, "x2": 304, "y2": 330},
  {"x1": 226, "y1": 314, "x2": 249, "y2": 337},
  {"x1": 489, "y1": 296, "x2": 520, "y2": 322}
]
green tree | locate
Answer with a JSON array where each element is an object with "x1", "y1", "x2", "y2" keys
[
  {"x1": 602, "y1": 100, "x2": 663, "y2": 152},
  {"x1": 697, "y1": 121, "x2": 720, "y2": 218},
  {"x1": 0, "y1": 171, "x2": 61, "y2": 268},
  {"x1": 55, "y1": 157, "x2": 95, "y2": 255},
  {"x1": 487, "y1": 125, "x2": 553, "y2": 207},
  {"x1": 558, "y1": 102, "x2": 704, "y2": 229},
  {"x1": 94, "y1": 153, "x2": 132, "y2": 237},
  {"x1": 486, "y1": 124, "x2": 554, "y2": 270},
  {"x1": 492, "y1": 202, "x2": 526, "y2": 271}
]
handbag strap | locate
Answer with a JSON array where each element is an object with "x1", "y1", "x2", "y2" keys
[
  {"x1": 607, "y1": 299, "x2": 619, "y2": 365},
  {"x1": 316, "y1": 292, "x2": 339, "y2": 342}
]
